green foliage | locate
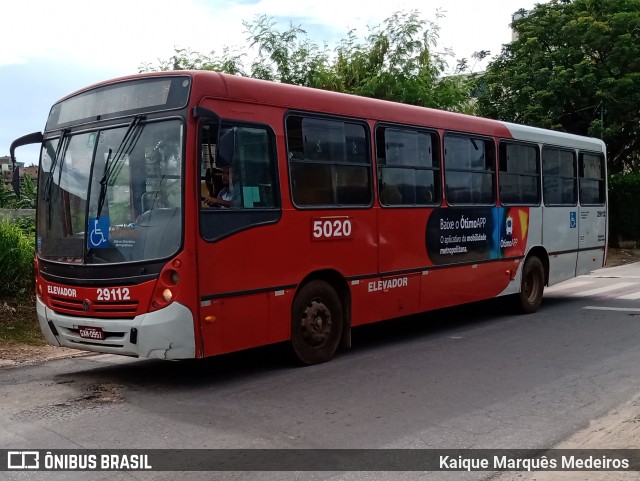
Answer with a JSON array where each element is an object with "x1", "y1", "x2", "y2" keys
[
  {"x1": 15, "y1": 173, "x2": 37, "y2": 209},
  {"x1": 0, "y1": 218, "x2": 35, "y2": 299},
  {"x1": 0, "y1": 173, "x2": 37, "y2": 209},
  {"x1": 12, "y1": 215, "x2": 36, "y2": 238},
  {"x1": 477, "y1": 0, "x2": 640, "y2": 173},
  {"x1": 139, "y1": 47, "x2": 247, "y2": 75},
  {"x1": 0, "y1": 185, "x2": 15, "y2": 208},
  {"x1": 0, "y1": 298, "x2": 44, "y2": 346},
  {"x1": 317, "y1": 10, "x2": 474, "y2": 111},
  {"x1": 141, "y1": 10, "x2": 477, "y2": 112},
  {"x1": 608, "y1": 172, "x2": 640, "y2": 245},
  {"x1": 244, "y1": 15, "x2": 332, "y2": 86}
]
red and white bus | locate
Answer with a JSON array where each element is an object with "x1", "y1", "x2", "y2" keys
[{"x1": 10, "y1": 71, "x2": 607, "y2": 364}]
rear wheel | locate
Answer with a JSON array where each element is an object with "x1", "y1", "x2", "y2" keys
[
  {"x1": 517, "y1": 256, "x2": 545, "y2": 314},
  {"x1": 290, "y1": 280, "x2": 343, "y2": 365}
]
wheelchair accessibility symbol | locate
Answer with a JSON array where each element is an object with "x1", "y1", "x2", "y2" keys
[
  {"x1": 570, "y1": 211, "x2": 577, "y2": 229},
  {"x1": 88, "y1": 216, "x2": 109, "y2": 248}
]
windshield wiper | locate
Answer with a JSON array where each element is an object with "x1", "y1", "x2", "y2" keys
[
  {"x1": 95, "y1": 115, "x2": 145, "y2": 219},
  {"x1": 44, "y1": 130, "x2": 70, "y2": 230},
  {"x1": 43, "y1": 129, "x2": 69, "y2": 203}
]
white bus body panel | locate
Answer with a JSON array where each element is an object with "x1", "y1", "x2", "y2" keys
[
  {"x1": 544, "y1": 207, "x2": 579, "y2": 286},
  {"x1": 506, "y1": 122, "x2": 607, "y2": 285},
  {"x1": 36, "y1": 298, "x2": 196, "y2": 359},
  {"x1": 497, "y1": 209, "x2": 545, "y2": 298},
  {"x1": 504, "y1": 123, "x2": 607, "y2": 153},
  {"x1": 577, "y1": 206, "x2": 607, "y2": 275}
]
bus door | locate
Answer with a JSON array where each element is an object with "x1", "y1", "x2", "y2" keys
[
  {"x1": 195, "y1": 113, "x2": 285, "y2": 356},
  {"x1": 541, "y1": 147, "x2": 579, "y2": 285},
  {"x1": 576, "y1": 152, "x2": 607, "y2": 275}
]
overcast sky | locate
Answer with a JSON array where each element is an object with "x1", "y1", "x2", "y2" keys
[{"x1": 1, "y1": 0, "x2": 542, "y2": 165}]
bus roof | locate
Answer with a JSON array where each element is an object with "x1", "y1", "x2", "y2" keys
[
  {"x1": 58, "y1": 70, "x2": 606, "y2": 152},
  {"x1": 504, "y1": 121, "x2": 606, "y2": 153},
  {"x1": 192, "y1": 70, "x2": 512, "y2": 138}
]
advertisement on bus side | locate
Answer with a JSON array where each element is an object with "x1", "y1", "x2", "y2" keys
[{"x1": 425, "y1": 207, "x2": 529, "y2": 265}]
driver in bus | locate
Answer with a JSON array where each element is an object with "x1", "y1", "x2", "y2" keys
[{"x1": 203, "y1": 166, "x2": 232, "y2": 208}]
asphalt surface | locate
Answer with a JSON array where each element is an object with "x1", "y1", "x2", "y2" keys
[{"x1": 2, "y1": 262, "x2": 640, "y2": 481}]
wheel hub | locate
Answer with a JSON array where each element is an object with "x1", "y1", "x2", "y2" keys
[{"x1": 301, "y1": 300, "x2": 332, "y2": 347}]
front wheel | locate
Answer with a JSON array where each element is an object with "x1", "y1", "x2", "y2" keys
[
  {"x1": 290, "y1": 280, "x2": 343, "y2": 365},
  {"x1": 517, "y1": 256, "x2": 545, "y2": 314}
]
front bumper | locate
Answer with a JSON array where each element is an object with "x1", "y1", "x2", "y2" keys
[{"x1": 36, "y1": 297, "x2": 196, "y2": 359}]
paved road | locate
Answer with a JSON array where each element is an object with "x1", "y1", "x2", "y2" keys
[{"x1": 2, "y1": 263, "x2": 640, "y2": 481}]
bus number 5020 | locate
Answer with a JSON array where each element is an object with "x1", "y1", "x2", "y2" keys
[{"x1": 312, "y1": 218, "x2": 352, "y2": 240}]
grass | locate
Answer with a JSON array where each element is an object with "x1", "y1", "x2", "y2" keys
[
  {"x1": 0, "y1": 215, "x2": 41, "y2": 346},
  {"x1": 0, "y1": 218, "x2": 35, "y2": 299},
  {"x1": 0, "y1": 296, "x2": 45, "y2": 346}
]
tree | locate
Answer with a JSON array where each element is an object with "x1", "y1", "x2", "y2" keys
[
  {"x1": 0, "y1": 184, "x2": 15, "y2": 208},
  {"x1": 141, "y1": 11, "x2": 477, "y2": 113},
  {"x1": 139, "y1": 47, "x2": 247, "y2": 75},
  {"x1": 477, "y1": 0, "x2": 640, "y2": 173},
  {"x1": 317, "y1": 10, "x2": 473, "y2": 111},
  {"x1": 243, "y1": 15, "x2": 333, "y2": 87},
  {"x1": 0, "y1": 173, "x2": 36, "y2": 209},
  {"x1": 14, "y1": 173, "x2": 37, "y2": 209}
]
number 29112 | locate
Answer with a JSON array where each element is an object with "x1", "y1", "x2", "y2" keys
[{"x1": 96, "y1": 287, "x2": 131, "y2": 301}]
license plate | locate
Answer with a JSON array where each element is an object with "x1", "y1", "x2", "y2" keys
[{"x1": 78, "y1": 326, "x2": 105, "y2": 341}]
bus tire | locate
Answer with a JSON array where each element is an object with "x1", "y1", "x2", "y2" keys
[
  {"x1": 517, "y1": 256, "x2": 545, "y2": 314},
  {"x1": 290, "y1": 280, "x2": 343, "y2": 365}
]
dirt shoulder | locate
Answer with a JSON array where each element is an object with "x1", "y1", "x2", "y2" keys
[
  {"x1": 0, "y1": 344, "x2": 91, "y2": 368},
  {"x1": 606, "y1": 247, "x2": 640, "y2": 267},
  {"x1": 494, "y1": 393, "x2": 640, "y2": 480},
  {"x1": 0, "y1": 298, "x2": 91, "y2": 367}
]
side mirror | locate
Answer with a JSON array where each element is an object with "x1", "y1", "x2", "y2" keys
[
  {"x1": 10, "y1": 131, "x2": 43, "y2": 198},
  {"x1": 10, "y1": 131, "x2": 43, "y2": 163},
  {"x1": 11, "y1": 166, "x2": 20, "y2": 198}
]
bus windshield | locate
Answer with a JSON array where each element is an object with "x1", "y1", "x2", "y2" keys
[{"x1": 37, "y1": 119, "x2": 183, "y2": 264}]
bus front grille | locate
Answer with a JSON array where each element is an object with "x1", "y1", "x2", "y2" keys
[{"x1": 49, "y1": 296, "x2": 139, "y2": 319}]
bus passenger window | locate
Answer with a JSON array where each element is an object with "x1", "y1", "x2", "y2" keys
[
  {"x1": 542, "y1": 147, "x2": 576, "y2": 206},
  {"x1": 499, "y1": 142, "x2": 540, "y2": 205},
  {"x1": 286, "y1": 115, "x2": 372, "y2": 207},
  {"x1": 579, "y1": 153, "x2": 605, "y2": 205},
  {"x1": 376, "y1": 126, "x2": 440, "y2": 207},
  {"x1": 444, "y1": 134, "x2": 495, "y2": 205}
]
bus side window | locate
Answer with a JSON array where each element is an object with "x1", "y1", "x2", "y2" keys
[
  {"x1": 579, "y1": 152, "x2": 605, "y2": 205},
  {"x1": 542, "y1": 147, "x2": 576, "y2": 206},
  {"x1": 233, "y1": 127, "x2": 277, "y2": 209},
  {"x1": 199, "y1": 122, "x2": 280, "y2": 241},
  {"x1": 499, "y1": 141, "x2": 540, "y2": 206},
  {"x1": 287, "y1": 115, "x2": 372, "y2": 208},
  {"x1": 377, "y1": 126, "x2": 440, "y2": 207},
  {"x1": 444, "y1": 134, "x2": 495, "y2": 206}
]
